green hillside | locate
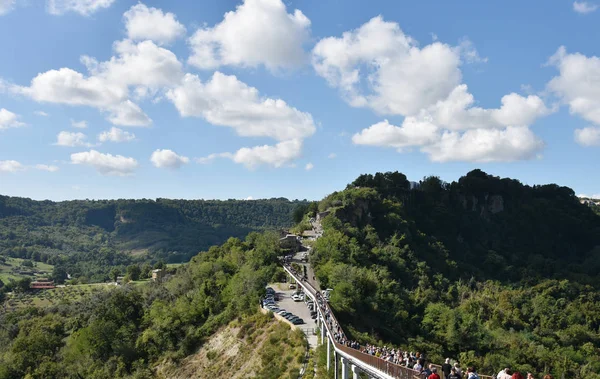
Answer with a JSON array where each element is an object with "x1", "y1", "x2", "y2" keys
[
  {"x1": 0, "y1": 196, "x2": 305, "y2": 282},
  {"x1": 309, "y1": 170, "x2": 600, "y2": 378}
]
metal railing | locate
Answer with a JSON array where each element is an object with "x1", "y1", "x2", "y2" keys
[{"x1": 283, "y1": 263, "x2": 495, "y2": 379}]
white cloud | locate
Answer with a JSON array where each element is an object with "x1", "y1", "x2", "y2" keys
[
  {"x1": 167, "y1": 72, "x2": 315, "y2": 141},
  {"x1": 0, "y1": 108, "x2": 25, "y2": 130},
  {"x1": 0, "y1": 160, "x2": 24, "y2": 173},
  {"x1": 328, "y1": 153, "x2": 337, "y2": 159},
  {"x1": 98, "y1": 127, "x2": 136, "y2": 143},
  {"x1": 245, "y1": 196, "x2": 254, "y2": 200},
  {"x1": 150, "y1": 149, "x2": 189, "y2": 169},
  {"x1": 312, "y1": 16, "x2": 462, "y2": 115},
  {"x1": 198, "y1": 139, "x2": 303, "y2": 169},
  {"x1": 323, "y1": 17, "x2": 549, "y2": 163},
  {"x1": 13, "y1": 39, "x2": 184, "y2": 127},
  {"x1": 123, "y1": 3, "x2": 186, "y2": 45},
  {"x1": 34, "y1": 111, "x2": 49, "y2": 117},
  {"x1": 35, "y1": 164, "x2": 59, "y2": 172},
  {"x1": 70, "y1": 149, "x2": 138, "y2": 176},
  {"x1": 47, "y1": 0, "x2": 116, "y2": 16},
  {"x1": 55, "y1": 131, "x2": 91, "y2": 147},
  {"x1": 353, "y1": 119, "x2": 439, "y2": 151},
  {"x1": 188, "y1": 0, "x2": 310, "y2": 71},
  {"x1": 305, "y1": 162, "x2": 314, "y2": 171},
  {"x1": 0, "y1": 0, "x2": 15, "y2": 15},
  {"x1": 547, "y1": 47, "x2": 600, "y2": 125},
  {"x1": 421, "y1": 126, "x2": 544, "y2": 163},
  {"x1": 71, "y1": 119, "x2": 87, "y2": 128},
  {"x1": 574, "y1": 126, "x2": 600, "y2": 146},
  {"x1": 573, "y1": 1, "x2": 598, "y2": 14}
]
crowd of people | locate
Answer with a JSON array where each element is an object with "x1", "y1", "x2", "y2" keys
[{"x1": 284, "y1": 264, "x2": 556, "y2": 379}]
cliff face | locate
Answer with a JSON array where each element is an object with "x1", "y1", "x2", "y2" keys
[{"x1": 460, "y1": 194, "x2": 505, "y2": 220}]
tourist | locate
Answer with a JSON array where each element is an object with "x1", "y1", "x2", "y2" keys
[
  {"x1": 448, "y1": 368, "x2": 461, "y2": 379},
  {"x1": 497, "y1": 368, "x2": 512, "y2": 379},
  {"x1": 511, "y1": 372, "x2": 524, "y2": 379},
  {"x1": 454, "y1": 363, "x2": 462, "y2": 376},
  {"x1": 414, "y1": 360, "x2": 423, "y2": 372},
  {"x1": 442, "y1": 358, "x2": 452, "y2": 379},
  {"x1": 542, "y1": 375, "x2": 553, "y2": 379},
  {"x1": 527, "y1": 373, "x2": 534, "y2": 379},
  {"x1": 429, "y1": 367, "x2": 441, "y2": 379},
  {"x1": 466, "y1": 367, "x2": 480, "y2": 379}
]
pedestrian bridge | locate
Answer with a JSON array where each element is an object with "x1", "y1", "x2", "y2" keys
[{"x1": 282, "y1": 263, "x2": 421, "y2": 379}]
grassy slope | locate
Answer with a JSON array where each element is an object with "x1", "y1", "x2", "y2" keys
[
  {"x1": 0, "y1": 257, "x2": 54, "y2": 283},
  {"x1": 158, "y1": 312, "x2": 307, "y2": 379}
]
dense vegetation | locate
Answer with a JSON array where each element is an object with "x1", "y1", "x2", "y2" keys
[
  {"x1": 0, "y1": 231, "x2": 288, "y2": 378},
  {"x1": 308, "y1": 170, "x2": 600, "y2": 378},
  {"x1": 0, "y1": 196, "x2": 303, "y2": 282}
]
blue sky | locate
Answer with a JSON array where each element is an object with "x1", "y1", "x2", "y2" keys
[{"x1": 1, "y1": 0, "x2": 600, "y2": 201}]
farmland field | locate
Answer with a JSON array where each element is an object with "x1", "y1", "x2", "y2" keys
[{"x1": 0, "y1": 257, "x2": 54, "y2": 283}]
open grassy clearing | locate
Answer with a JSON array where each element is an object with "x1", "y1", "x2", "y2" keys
[{"x1": 0, "y1": 256, "x2": 54, "y2": 283}]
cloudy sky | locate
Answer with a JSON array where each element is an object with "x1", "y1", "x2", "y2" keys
[{"x1": 1, "y1": 0, "x2": 599, "y2": 200}]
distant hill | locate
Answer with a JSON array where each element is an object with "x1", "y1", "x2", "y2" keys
[{"x1": 0, "y1": 196, "x2": 306, "y2": 281}]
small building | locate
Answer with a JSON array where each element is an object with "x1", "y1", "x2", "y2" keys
[
  {"x1": 30, "y1": 279, "x2": 55, "y2": 290},
  {"x1": 116, "y1": 276, "x2": 125, "y2": 285},
  {"x1": 151, "y1": 269, "x2": 165, "y2": 282},
  {"x1": 279, "y1": 234, "x2": 302, "y2": 252}
]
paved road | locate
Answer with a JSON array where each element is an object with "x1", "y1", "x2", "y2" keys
[{"x1": 269, "y1": 283, "x2": 318, "y2": 349}]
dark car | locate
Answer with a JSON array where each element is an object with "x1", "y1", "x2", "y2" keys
[{"x1": 292, "y1": 318, "x2": 305, "y2": 325}]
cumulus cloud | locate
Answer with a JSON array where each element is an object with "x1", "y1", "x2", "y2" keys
[
  {"x1": 167, "y1": 72, "x2": 315, "y2": 141},
  {"x1": 35, "y1": 164, "x2": 59, "y2": 172},
  {"x1": 71, "y1": 150, "x2": 138, "y2": 176},
  {"x1": 123, "y1": 3, "x2": 186, "y2": 45},
  {"x1": 98, "y1": 127, "x2": 136, "y2": 143},
  {"x1": 71, "y1": 119, "x2": 87, "y2": 128},
  {"x1": 47, "y1": 0, "x2": 116, "y2": 16},
  {"x1": 55, "y1": 131, "x2": 91, "y2": 147},
  {"x1": 547, "y1": 47, "x2": 600, "y2": 125},
  {"x1": 0, "y1": 108, "x2": 25, "y2": 130},
  {"x1": 0, "y1": 160, "x2": 24, "y2": 172},
  {"x1": 305, "y1": 162, "x2": 314, "y2": 171},
  {"x1": 0, "y1": 0, "x2": 15, "y2": 15},
  {"x1": 328, "y1": 153, "x2": 337, "y2": 159},
  {"x1": 34, "y1": 111, "x2": 49, "y2": 117},
  {"x1": 312, "y1": 16, "x2": 463, "y2": 115},
  {"x1": 421, "y1": 127, "x2": 544, "y2": 163},
  {"x1": 12, "y1": 39, "x2": 184, "y2": 127},
  {"x1": 188, "y1": 0, "x2": 310, "y2": 71},
  {"x1": 198, "y1": 139, "x2": 303, "y2": 169},
  {"x1": 150, "y1": 149, "x2": 189, "y2": 169},
  {"x1": 322, "y1": 17, "x2": 550, "y2": 162},
  {"x1": 353, "y1": 119, "x2": 439, "y2": 151},
  {"x1": 574, "y1": 126, "x2": 600, "y2": 146},
  {"x1": 573, "y1": 1, "x2": 598, "y2": 14}
]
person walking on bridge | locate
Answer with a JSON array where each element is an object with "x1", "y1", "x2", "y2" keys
[
  {"x1": 428, "y1": 367, "x2": 441, "y2": 379},
  {"x1": 442, "y1": 358, "x2": 452, "y2": 379}
]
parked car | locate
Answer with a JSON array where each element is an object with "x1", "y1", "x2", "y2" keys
[
  {"x1": 266, "y1": 287, "x2": 275, "y2": 294},
  {"x1": 292, "y1": 318, "x2": 305, "y2": 325},
  {"x1": 277, "y1": 311, "x2": 289, "y2": 317},
  {"x1": 289, "y1": 283, "x2": 297, "y2": 289}
]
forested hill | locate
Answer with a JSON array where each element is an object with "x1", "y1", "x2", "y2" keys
[
  {"x1": 309, "y1": 170, "x2": 600, "y2": 377},
  {"x1": 0, "y1": 196, "x2": 305, "y2": 265}
]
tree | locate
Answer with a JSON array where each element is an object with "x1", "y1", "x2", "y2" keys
[
  {"x1": 141, "y1": 263, "x2": 152, "y2": 279},
  {"x1": 110, "y1": 268, "x2": 120, "y2": 282},
  {"x1": 15, "y1": 277, "x2": 31, "y2": 293},
  {"x1": 52, "y1": 266, "x2": 68, "y2": 284},
  {"x1": 126, "y1": 265, "x2": 141, "y2": 281},
  {"x1": 21, "y1": 259, "x2": 33, "y2": 268}
]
